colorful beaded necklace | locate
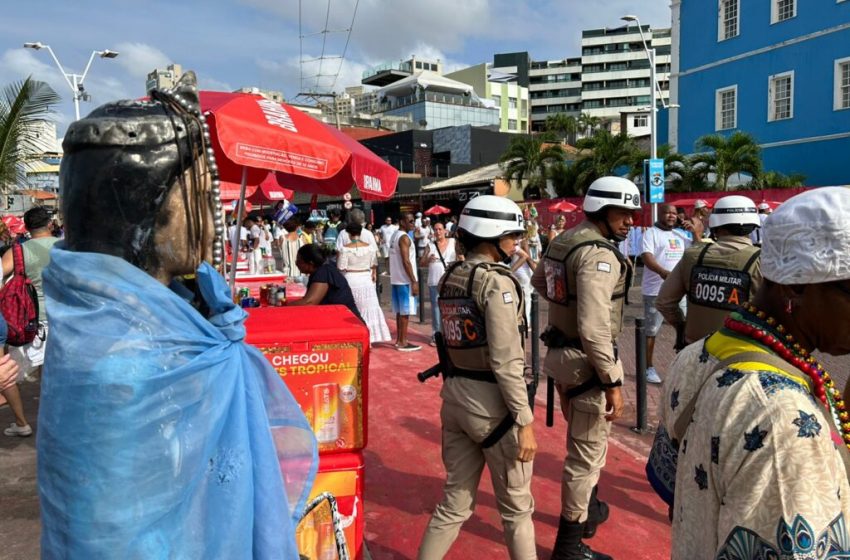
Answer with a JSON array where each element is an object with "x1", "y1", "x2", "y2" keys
[{"x1": 724, "y1": 303, "x2": 850, "y2": 452}]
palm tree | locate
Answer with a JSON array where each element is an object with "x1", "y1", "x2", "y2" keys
[
  {"x1": 627, "y1": 144, "x2": 684, "y2": 183},
  {"x1": 0, "y1": 77, "x2": 61, "y2": 194},
  {"x1": 569, "y1": 129, "x2": 638, "y2": 193},
  {"x1": 544, "y1": 113, "x2": 578, "y2": 145},
  {"x1": 500, "y1": 135, "x2": 565, "y2": 198},
  {"x1": 691, "y1": 131, "x2": 762, "y2": 191},
  {"x1": 548, "y1": 161, "x2": 581, "y2": 198},
  {"x1": 577, "y1": 112, "x2": 601, "y2": 137}
]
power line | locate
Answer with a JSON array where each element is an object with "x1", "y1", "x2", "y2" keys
[
  {"x1": 330, "y1": 0, "x2": 360, "y2": 91},
  {"x1": 297, "y1": 0, "x2": 361, "y2": 94},
  {"x1": 315, "y1": 0, "x2": 334, "y2": 90}
]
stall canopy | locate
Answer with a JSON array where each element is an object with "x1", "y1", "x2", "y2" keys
[
  {"x1": 2, "y1": 215, "x2": 25, "y2": 235},
  {"x1": 200, "y1": 91, "x2": 398, "y2": 201},
  {"x1": 248, "y1": 174, "x2": 295, "y2": 205}
]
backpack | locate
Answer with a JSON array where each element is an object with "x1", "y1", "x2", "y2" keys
[{"x1": 0, "y1": 243, "x2": 39, "y2": 346}]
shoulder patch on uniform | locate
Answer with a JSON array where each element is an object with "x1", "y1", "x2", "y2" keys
[
  {"x1": 597, "y1": 262, "x2": 612, "y2": 273},
  {"x1": 502, "y1": 291, "x2": 514, "y2": 304}
]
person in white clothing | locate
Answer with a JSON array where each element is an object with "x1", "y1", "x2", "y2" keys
[
  {"x1": 390, "y1": 213, "x2": 420, "y2": 352},
  {"x1": 415, "y1": 217, "x2": 432, "y2": 258},
  {"x1": 338, "y1": 223, "x2": 391, "y2": 344},
  {"x1": 378, "y1": 217, "x2": 398, "y2": 273},
  {"x1": 418, "y1": 222, "x2": 460, "y2": 345},
  {"x1": 245, "y1": 216, "x2": 262, "y2": 275},
  {"x1": 750, "y1": 202, "x2": 772, "y2": 246},
  {"x1": 336, "y1": 208, "x2": 378, "y2": 253},
  {"x1": 511, "y1": 236, "x2": 536, "y2": 328},
  {"x1": 641, "y1": 204, "x2": 701, "y2": 383}
]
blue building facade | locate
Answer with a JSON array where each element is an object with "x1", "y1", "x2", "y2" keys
[{"x1": 670, "y1": 0, "x2": 850, "y2": 185}]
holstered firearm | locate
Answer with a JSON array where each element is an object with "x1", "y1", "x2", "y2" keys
[
  {"x1": 539, "y1": 324, "x2": 571, "y2": 349},
  {"x1": 674, "y1": 324, "x2": 687, "y2": 353},
  {"x1": 417, "y1": 332, "x2": 451, "y2": 382}
]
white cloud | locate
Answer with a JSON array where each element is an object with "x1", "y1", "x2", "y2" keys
[{"x1": 113, "y1": 42, "x2": 172, "y2": 79}]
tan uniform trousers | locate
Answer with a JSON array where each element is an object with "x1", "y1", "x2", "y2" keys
[
  {"x1": 418, "y1": 402, "x2": 536, "y2": 560},
  {"x1": 562, "y1": 387, "x2": 611, "y2": 522}
]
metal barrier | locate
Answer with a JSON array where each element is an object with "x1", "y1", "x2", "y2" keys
[
  {"x1": 633, "y1": 317, "x2": 648, "y2": 433},
  {"x1": 529, "y1": 292, "x2": 540, "y2": 411},
  {"x1": 418, "y1": 268, "x2": 427, "y2": 324}
]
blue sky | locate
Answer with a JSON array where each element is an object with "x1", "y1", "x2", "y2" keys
[{"x1": 1, "y1": 0, "x2": 670, "y2": 135}]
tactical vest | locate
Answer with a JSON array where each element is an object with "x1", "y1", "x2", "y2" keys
[
  {"x1": 681, "y1": 240, "x2": 760, "y2": 342},
  {"x1": 438, "y1": 261, "x2": 526, "y2": 374},
  {"x1": 543, "y1": 226, "x2": 630, "y2": 342}
]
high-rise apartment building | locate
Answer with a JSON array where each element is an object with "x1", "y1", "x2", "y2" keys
[
  {"x1": 145, "y1": 64, "x2": 183, "y2": 92},
  {"x1": 580, "y1": 25, "x2": 671, "y2": 135},
  {"x1": 528, "y1": 58, "x2": 583, "y2": 131}
]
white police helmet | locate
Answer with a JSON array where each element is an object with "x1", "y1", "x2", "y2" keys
[
  {"x1": 583, "y1": 177, "x2": 642, "y2": 213},
  {"x1": 458, "y1": 195, "x2": 525, "y2": 239},
  {"x1": 708, "y1": 195, "x2": 760, "y2": 229}
]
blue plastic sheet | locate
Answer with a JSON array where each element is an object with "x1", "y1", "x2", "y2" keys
[{"x1": 39, "y1": 246, "x2": 318, "y2": 559}]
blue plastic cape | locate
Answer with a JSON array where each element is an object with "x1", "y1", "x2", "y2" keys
[{"x1": 39, "y1": 247, "x2": 318, "y2": 559}]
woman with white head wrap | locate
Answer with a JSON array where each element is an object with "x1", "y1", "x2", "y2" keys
[{"x1": 648, "y1": 187, "x2": 850, "y2": 559}]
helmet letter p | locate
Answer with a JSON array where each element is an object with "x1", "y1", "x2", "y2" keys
[{"x1": 623, "y1": 192, "x2": 640, "y2": 207}]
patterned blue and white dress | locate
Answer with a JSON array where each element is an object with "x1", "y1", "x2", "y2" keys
[{"x1": 648, "y1": 332, "x2": 850, "y2": 560}]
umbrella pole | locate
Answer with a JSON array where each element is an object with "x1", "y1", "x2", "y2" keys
[{"x1": 228, "y1": 167, "x2": 249, "y2": 293}]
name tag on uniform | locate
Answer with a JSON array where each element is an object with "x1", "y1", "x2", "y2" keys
[
  {"x1": 597, "y1": 262, "x2": 612, "y2": 273},
  {"x1": 502, "y1": 292, "x2": 514, "y2": 304}
]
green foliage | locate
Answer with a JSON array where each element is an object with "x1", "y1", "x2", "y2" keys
[
  {"x1": 500, "y1": 135, "x2": 565, "y2": 195},
  {"x1": 544, "y1": 113, "x2": 578, "y2": 144},
  {"x1": 548, "y1": 161, "x2": 581, "y2": 197},
  {"x1": 569, "y1": 129, "x2": 639, "y2": 193},
  {"x1": 0, "y1": 77, "x2": 61, "y2": 192},
  {"x1": 691, "y1": 131, "x2": 762, "y2": 191},
  {"x1": 577, "y1": 112, "x2": 601, "y2": 136}
]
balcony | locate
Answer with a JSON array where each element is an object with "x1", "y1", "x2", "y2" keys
[
  {"x1": 362, "y1": 61, "x2": 414, "y2": 87},
  {"x1": 376, "y1": 90, "x2": 491, "y2": 112}
]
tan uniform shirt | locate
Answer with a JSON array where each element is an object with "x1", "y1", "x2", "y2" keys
[
  {"x1": 440, "y1": 255, "x2": 533, "y2": 427},
  {"x1": 531, "y1": 222, "x2": 626, "y2": 385},
  {"x1": 656, "y1": 236, "x2": 762, "y2": 343}
]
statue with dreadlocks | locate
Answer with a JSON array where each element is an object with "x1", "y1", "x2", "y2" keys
[{"x1": 38, "y1": 72, "x2": 317, "y2": 559}]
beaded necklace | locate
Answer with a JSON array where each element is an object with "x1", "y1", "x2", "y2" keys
[{"x1": 724, "y1": 303, "x2": 850, "y2": 452}]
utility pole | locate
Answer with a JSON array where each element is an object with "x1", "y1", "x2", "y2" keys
[{"x1": 297, "y1": 91, "x2": 342, "y2": 129}]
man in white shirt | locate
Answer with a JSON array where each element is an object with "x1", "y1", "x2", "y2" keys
[
  {"x1": 227, "y1": 220, "x2": 248, "y2": 273},
  {"x1": 641, "y1": 204, "x2": 693, "y2": 383},
  {"x1": 414, "y1": 217, "x2": 432, "y2": 258},
  {"x1": 378, "y1": 216, "x2": 398, "y2": 274}
]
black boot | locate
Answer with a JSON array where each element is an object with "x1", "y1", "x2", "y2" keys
[
  {"x1": 550, "y1": 516, "x2": 613, "y2": 560},
  {"x1": 583, "y1": 485, "x2": 610, "y2": 538}
]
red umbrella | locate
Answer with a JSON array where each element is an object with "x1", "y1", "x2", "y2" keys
[
  {"x1": 200, "y1": 92, "x2": 398, "y2": 201},
  {"x1": 424, "y1": 204, "x2": 451, "y2": 216},
  {"x1": 219, "y1": 180, "x2": 258, "y2": 202},
  {"x1": 247, "y1": 173, "x2": 294, "y2": 205},
  {"x1": 548, "y1": 200, "x2": 579, "y2": 213},
  {"x1": 2, "y1": 215, "x2": 25, "y2": 235}
]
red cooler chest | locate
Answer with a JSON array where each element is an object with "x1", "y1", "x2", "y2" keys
[{"x1": 245, "y1": 305, "x2": 369, "y2": 453}]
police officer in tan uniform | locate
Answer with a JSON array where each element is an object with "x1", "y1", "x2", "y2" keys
[
  {"x1": 656, "y1": 195, "x2": 763, "y2": 348},
  {"x1": 418, "y1": 195, "x2": 537, "y2": 560},
  {"x1": 531, "y1": 177, "x2": 640, "y2": 560}
]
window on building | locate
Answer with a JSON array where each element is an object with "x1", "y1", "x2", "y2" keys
[
  {"x1": 508, "y1": 97, "x2": 517, "y2": 108},
  {"x1": 633, "y1": 115, "x2": 649, "y2": 128},
  {"x1": 508, "y1": 119, "x2": 518, "y2": 130},
  {"x1": 718, "y1": 0, "x2": 739, "y2": 41},
  {"x1": 415, "y1": 62, "x2": 422, "y2": 69},
  {"x1": 768, "y1": 71, "x2": 794, "y2": 121},
  {"x1": 715, "y1": 86, "x2": 737, "y2": 130},
  {"x1": 607, "y1": 62, "x2": 628, "y2": 71},
  {"x1": 836, "y1": 57, "x2": 850, "y2": 111},
  {"x1": 492, "y1": 95, "x2": 501, "y2": 106},
  {"x1": 521, "y1": 99, "x2": 528, "y2": 112},
  {"x1": 771, "y1": 0, "x2": 796, "y2": 23}
]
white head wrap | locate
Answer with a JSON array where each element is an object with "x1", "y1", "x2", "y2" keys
[{"x1": 761, "y1": 187, "x2": 850, "y2": 285}]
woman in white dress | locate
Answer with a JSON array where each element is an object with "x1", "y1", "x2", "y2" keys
[
  {"x1": 337, "y1": 223, "x2": 391, "y2": 344},
  {"x1": 418, "y1": 222, "x2": 460, "y2": 346},
  {"x1": 280, "y1": 218, "x2": 304, "y2": 282}
]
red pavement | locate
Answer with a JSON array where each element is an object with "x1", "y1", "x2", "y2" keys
[{"x1": 363, "y1": 318, "x2": 671, "y2": 560}]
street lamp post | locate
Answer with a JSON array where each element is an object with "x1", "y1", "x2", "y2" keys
[
  {"x1": 23, "y1": 42, "x2": 119, "y2": 121},
  {"x1": 621, "y1": 15, "x2": 659, "y2": 223}
]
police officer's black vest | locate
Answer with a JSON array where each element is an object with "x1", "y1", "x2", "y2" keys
[
  {"x1": 438, "y1": 261, "x2": 526, "y2": 372},
  {"x1": 686, "y1": 243, "x2": 760, "y2": 311}
]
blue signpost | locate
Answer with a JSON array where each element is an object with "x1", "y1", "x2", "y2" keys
[{"x1": 646, "y1": 158, "x2": 665, "y2": 204}]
